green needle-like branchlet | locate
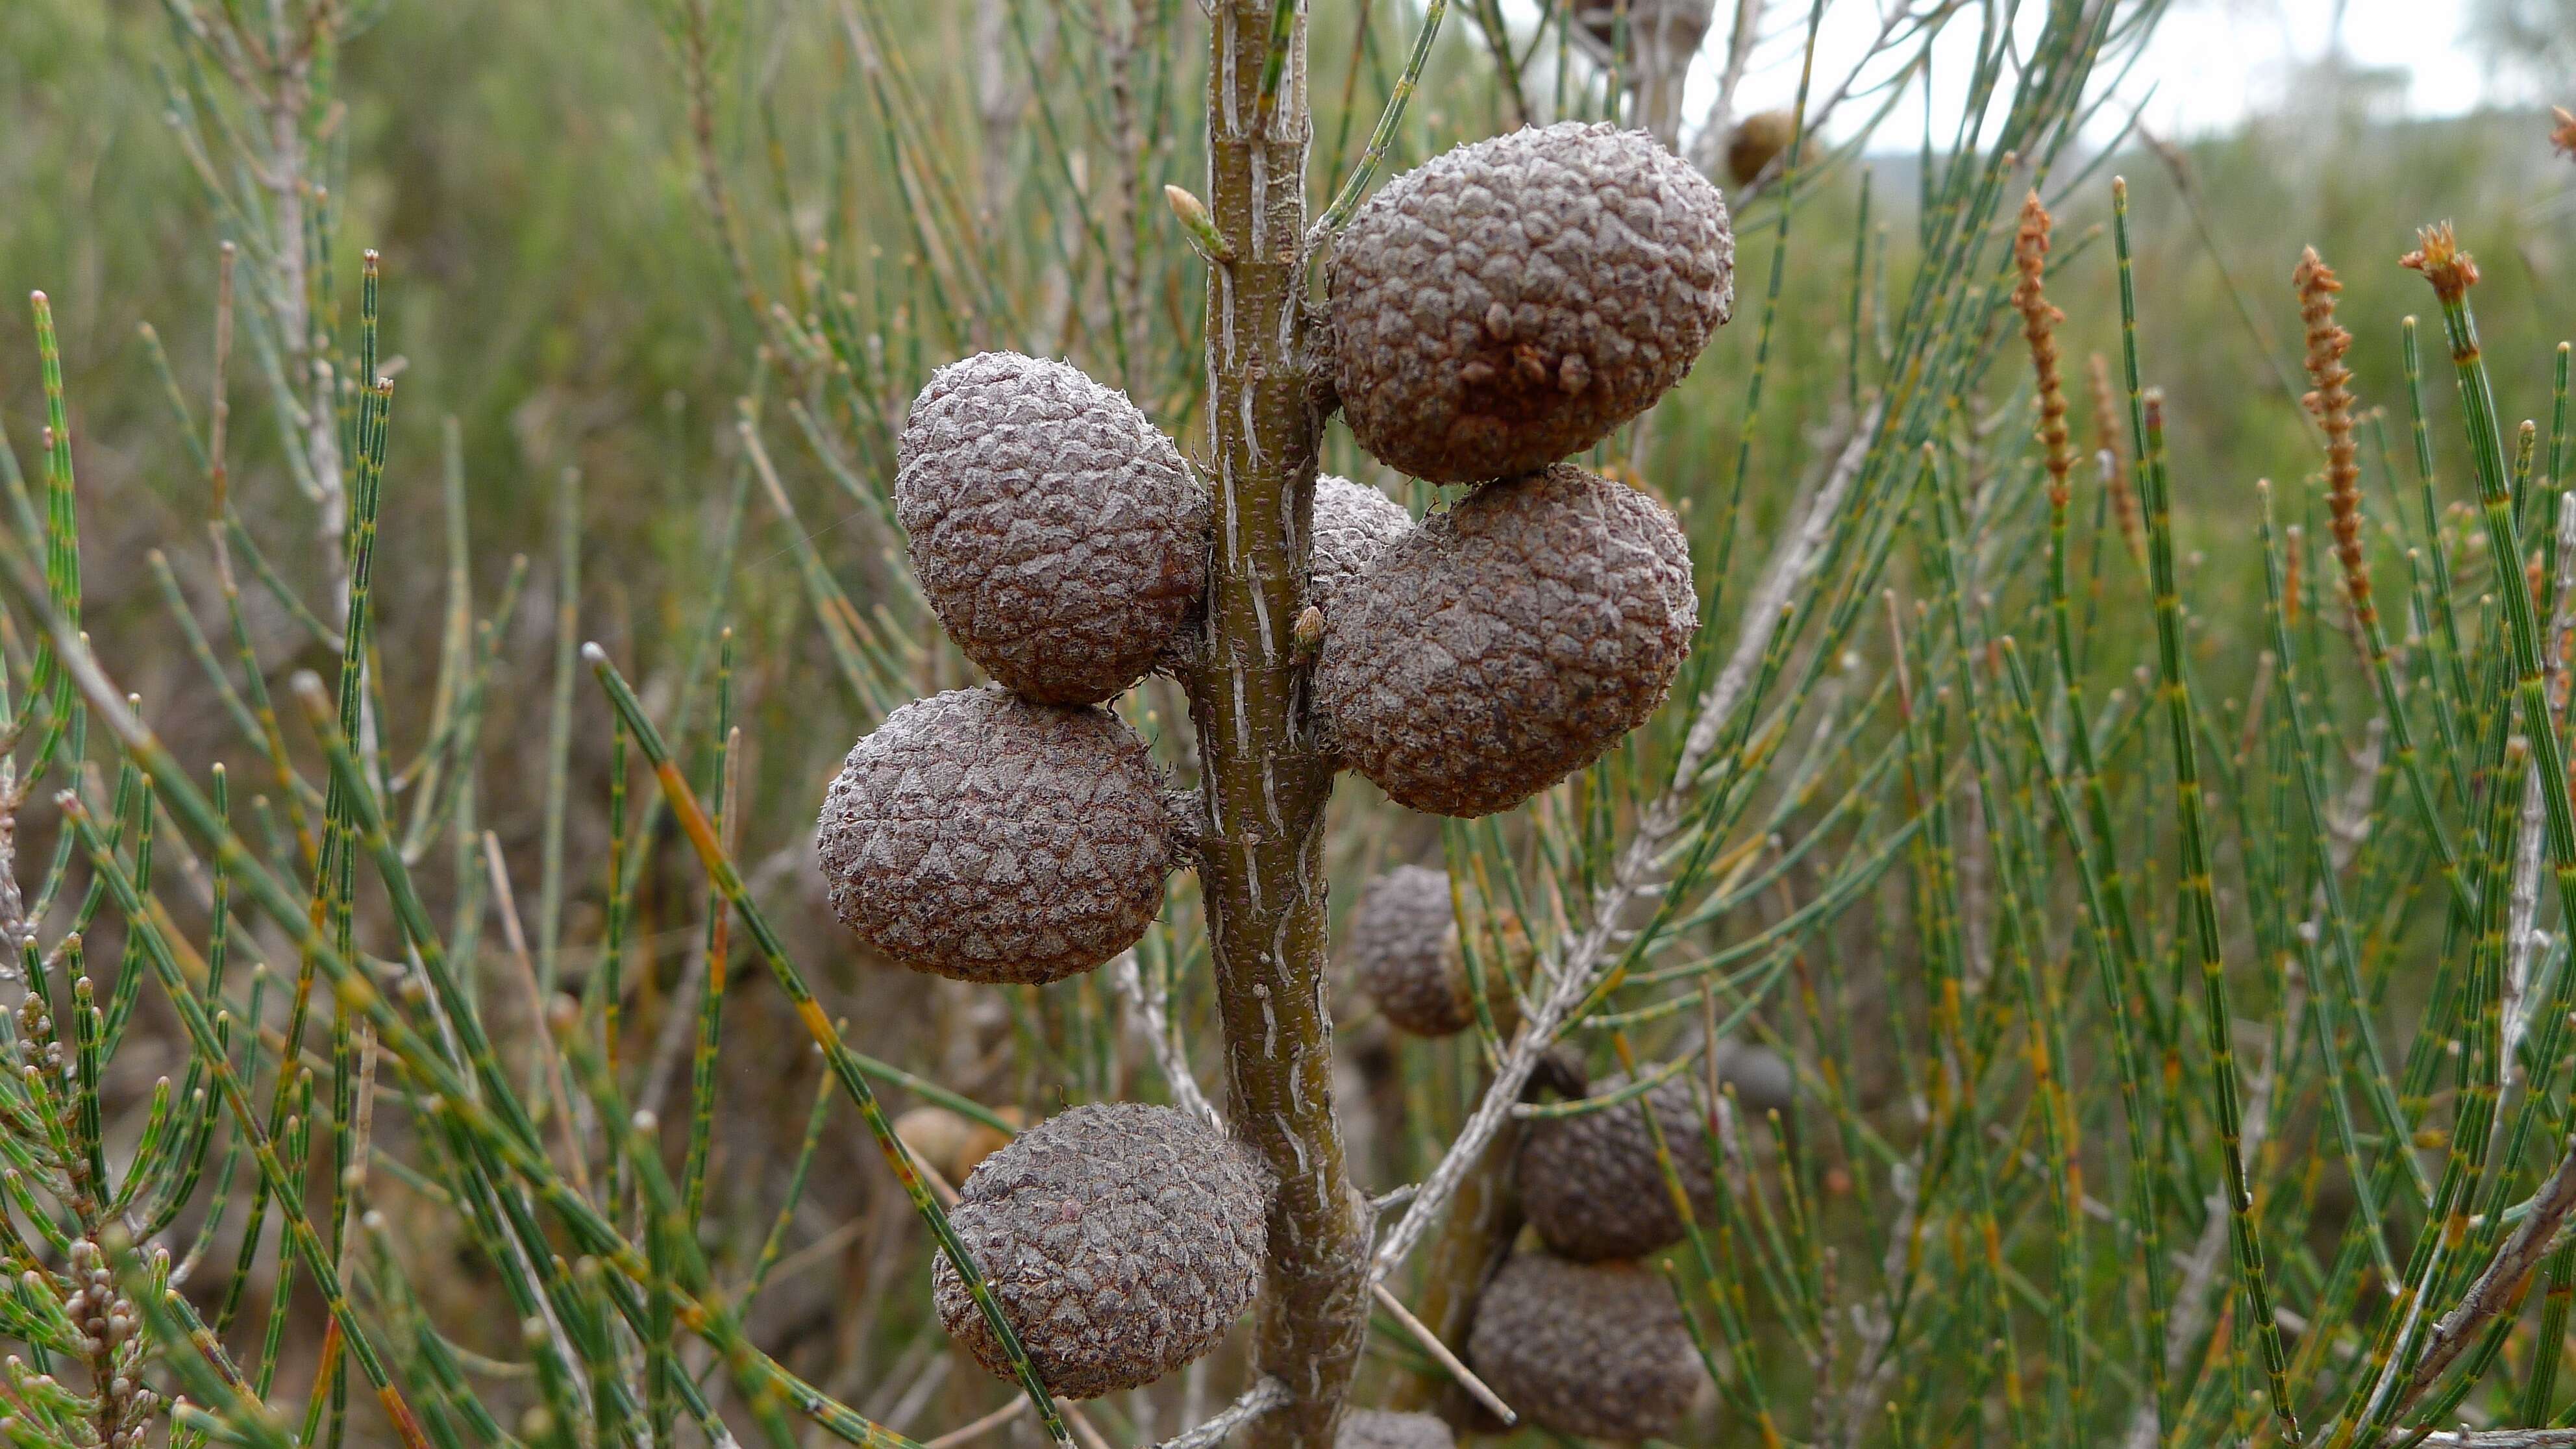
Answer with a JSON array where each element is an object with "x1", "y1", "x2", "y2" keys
[
  {"x1": 2135, "y1": 376, "x2": 2302, "y2": 1439},
  {"x1": 582, "y1": 644, "x2": 1071, "y2": 1449}
]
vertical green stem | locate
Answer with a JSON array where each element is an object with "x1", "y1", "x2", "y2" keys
[
  {"x1": 2114, "y1": 179, "x2": 2297, "y2": 1438},
  {"x1": 2140, "y1": 389, "x2": 2300, "y2": 1441}
]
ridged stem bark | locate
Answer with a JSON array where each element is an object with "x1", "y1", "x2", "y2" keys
[{"x1": 1189, "y1": 5, "x2": 1367, "y2": 1447}]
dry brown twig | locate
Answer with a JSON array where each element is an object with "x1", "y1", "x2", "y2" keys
[{"x1": 2394, "y1": 1134, "x2": 2576, "y2": 1423}]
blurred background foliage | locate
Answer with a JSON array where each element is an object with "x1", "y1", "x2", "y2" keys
[{"x1": 6, "y1": 0, "x2": 2567, "y2": 745}]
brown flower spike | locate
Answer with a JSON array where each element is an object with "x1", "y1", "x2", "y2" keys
[
  {"x1": 2294, "y1": 247, "x2": 2371, "y2": 632},
  {"x1": 2011, "y1": 192, "x2": 2075, "y2": 510},
  {"x1": 2088, "y1": 352, "x2": 2143, "y2": 564},
  {"x1": 2553, "y1": 106, "x2": 2576, "y2": 162}
]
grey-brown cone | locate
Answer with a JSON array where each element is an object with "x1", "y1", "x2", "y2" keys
[
  {"x1": 815, "y1": 688, "x2": 1180, "y2": 984},
  {"x1": 897, "y1": 352, "x2": 1208, "y2": 704},
  {"x1": 1467, "y1": 1254, "x2": 1702, "y2": 1442},
  {"x1": 1315, "y1": 464, "x2": 1698, "y2": 817},
  {"x1": 1571, "y1": 0, "x2": 1718, "y2": 66},
  {"x1": 1311, "y1": 475, "x2": 1415, "y2": 613},
  {"x1": 1711, "y1": 1037, "x2": 1796, "y2": 1115},
  {"x1": 932, "y1": 1104, "x2": 1272, "y2": 1400},
  {"x1": 1328, "y1": 121, "x2": 1733, "y2": 482},
  {"x1": 1337, "y1": 1409, "x2": 1456, "y2": 1449},
  {"x1": 1517, "y1": 1072, "x2": 1715, "y2": 1261},
  {"x1": 1348, "y1": 865, "x2": 1472, "y2": 1037}
]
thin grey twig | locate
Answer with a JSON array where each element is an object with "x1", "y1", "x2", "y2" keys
[
  {"x1": 1369, "y1": 1281, "x2": 1515, "y2": 1425},
  {"x1": 1109, "y1": 950, "x2": 1218, "y2": 1127},
  {"x1": 1150, "y1": 1378, "x2": 1289, "y2": 1449},
  {"x1": 482, "y1": 831, "x2": 592, "y2": 1197},
  {"x1": 2121, "y1": 993, "x2": 2289, "y2": 1449},
  {"x1": 921, "y1": 1394, "x2": 1024, "y2": 1449},
  {"x1": 1830, "y1": 1153, "x2": 1918, "y2": 1447},
  {"x1": 2508, "y1": 492, "x2": 2576, "y2": 1061},
  {"x1": 1692, "y1": 0, "x2": 1766, "y2": 164}
]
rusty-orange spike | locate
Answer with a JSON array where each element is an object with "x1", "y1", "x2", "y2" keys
[
  {"x1": 2012, "y1": 192, "x2": 2075, "y2": 510},
  {"x1": 2294, "y1": 245, "x2": 2372, "y2": 632}
]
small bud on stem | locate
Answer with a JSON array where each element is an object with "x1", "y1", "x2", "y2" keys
[{"x1": 1165, "y1": 184, "x2": 1234, "y2": 264}]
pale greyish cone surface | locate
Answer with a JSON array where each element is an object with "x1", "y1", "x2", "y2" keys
[
  {"x1": 897, "y1": 351, "x2": 1208, "y2": 704},
  {"x1": 1315, "y1": 464, "x2": 1699, "y2": 817},
  {"x1": 1310, "y1": 475, "x2": 1415, "y2": 613},
  {"x1": 1328, "y1": 121, "x2": 1733, "y2": 482},
  {"x1": 1466, "y1": 1255, "x2": 1702, "y2": 1442},
  {"x1": 815, "y1": 687, "x2": 1180, "y2": 984},
  {"x1": 932, "y1": 1104, "x2": 1274, "y2": 1400},
  {"x1": 1710, "y1": 1037, "x2": 1796, "y2": 1115},
  {"x1": 1347, "y1": 865, "x2": 1471, "y2": 1037},
  {"x1": 1335, "y1": 1409, "x2": 1455, "y2": 1449},
  {"x1": 1517, "y1": 1072, "x2": 1716, "y2": 1261}
]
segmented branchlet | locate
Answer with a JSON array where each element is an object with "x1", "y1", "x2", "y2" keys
[
  {"x1": 2339, "y1": 728, "x2": 2523, "y2": 1448},
  {"x1": 2143, "y1": 386, "x2": 2299, "y2": 1439},
  {"x1": 2516, "y1": 340, "x2": 2576, "y2": 1435},
  {"x1": 1308, "y1": 0, "x2": 1452, "y2": 240},
  {"x1": 2112, "y1": 178, "x2": 2302, "y2": 1439},
  {"x1": 2318, "y1": 304, "x2": 2494, "y2": 938},
  {"x1": 2012, "y1": 192, "x2": 2157, "y2": 1432},
  {"x1": 2349, "y1": 227, "x2": 2576, "y2": 1437},
  {"x1": 1883, "y1": 510, "x2": 2029, "y2": 1448},
  {"x1": 681, "y1": 632, "x2": 734, "y2": 1230},
  {"x1": 16, "y1": 636, "x2": 932, "y2": 1446},
  {"x1": 2397, "y1": 317, "x2": 2480, "y2": 752},
  {"x1": 2262, "y1": 251, "x2": 2433, "y2": 1195},
  {"x1": 1913, "y1": 432, "x2": 2081, "y2": 1439},
  {"x1": 1614, "y1": 1034, "x2": 1784, "y2": 1448},
  {"x1": 588, "y1": 653, "x2": 1077, "y2": 1447},
  {"x1": 602, "y1": 707, "x2": 632, "y2": 1209},
  {"x1": 202, "y1": 254, "x2": 395, "y2": 1429},
  {"x1": 24, "y1": 293, "x2": 80, "y2": 763},
  {"x1": 62, "y1": 801, "x2": 432, "y2": 1449},
  {"x1": 2249, "y1": 480, "x2": 2405, "y2": 1285}
]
